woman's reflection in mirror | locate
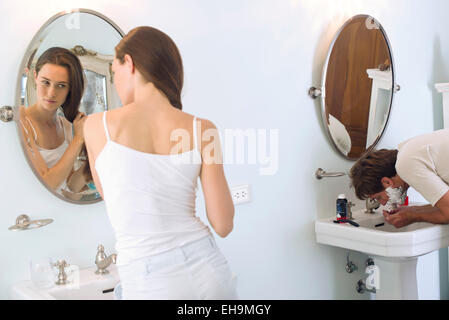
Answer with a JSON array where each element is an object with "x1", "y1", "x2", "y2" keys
[{"x1": 19, "y1": 47, "x2": 93, "y2": 193}]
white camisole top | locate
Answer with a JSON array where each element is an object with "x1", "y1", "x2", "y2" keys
[
  {"x1": 95, "y1": 111, "x2": 211, "y2": 266},
  {"x1": 23, "y1": 116, "x2": 71, "y2": 169}
]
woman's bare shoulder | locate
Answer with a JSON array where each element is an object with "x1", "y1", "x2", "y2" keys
[
  {"x1": 84, "y1": 112, "x2": 104, "y2": 138},
  {"x1": 196, "y1": 117, "x2": 217, "y2": 130},
  {"x1": 19, "y1": 106, "x2": 30, "y2": 120},
  {"x1": 86, "y1": 111, "x2": 104, "y2": 123},
  {"x1": 176, "y1": 109, "x2": 216, "y2": 129}
]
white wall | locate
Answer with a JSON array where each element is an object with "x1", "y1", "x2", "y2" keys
[{"x1": 0, "y1": 0, "x2": 448, "y2": 299}]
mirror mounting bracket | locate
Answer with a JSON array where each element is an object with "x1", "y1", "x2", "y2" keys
[
  {"x1": 308, "y1": 87, "x2": 322, "y2": 99},
  {"x1": 0, "y1": 106, "x2": 14, "y2": 122}
]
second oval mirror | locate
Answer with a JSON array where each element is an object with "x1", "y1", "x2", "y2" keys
[{"x1": 313, "y1": 15, "x2": 399, "y2": 160}]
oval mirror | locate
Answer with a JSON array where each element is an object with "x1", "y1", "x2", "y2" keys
[
  {"x1": 14, "y1": 9, "x2": 124, "y2": 203},
  {"x1": 318, "y1": 15, "x2": 398, "y2": 160}
]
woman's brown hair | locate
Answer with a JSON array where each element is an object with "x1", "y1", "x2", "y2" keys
[
  {"x1": 35, "y1": 47, "x2": 84, "y2": 122},
  {"x1": 349, "y1": 149, "x2": 398, "y2": 200},
  {"x1": 115, "y1": 26, "x2": 184, "y2": 110}
]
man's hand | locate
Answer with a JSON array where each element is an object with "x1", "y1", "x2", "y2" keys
[
  {"x1": 383, "y1": 195, "x2": 449, "y2": 227},
  {"x1": 382, "y1": 207, "x2": 416, "y2": 228}
]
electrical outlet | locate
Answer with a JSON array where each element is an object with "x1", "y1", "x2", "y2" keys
[{"x1": 231, "y1": 185, "x2": 251, "y2": 205}]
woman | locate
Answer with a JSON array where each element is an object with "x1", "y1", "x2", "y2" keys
[
  {"x1": 84, "y1": 26, "x2": 238, "y2": 299},
  {"x1": 20, "y1": 47, "x2": 90, "y2": 193}
]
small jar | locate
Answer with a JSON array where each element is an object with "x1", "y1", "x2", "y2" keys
[{"x1": 336, "y1": 194, "x2": 348, "y2": 221}]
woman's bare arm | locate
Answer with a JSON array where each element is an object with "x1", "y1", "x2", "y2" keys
[
  {"x1": 19, "y1": 108, "x2": 84, "y2": 190},
  {"x1": 199, "y1": 119, "x2": 235, "y2": 237}
]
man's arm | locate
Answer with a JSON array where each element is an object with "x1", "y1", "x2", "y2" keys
[{"x1": 414, "y1": 191, "x2": 449, "y2": 224}]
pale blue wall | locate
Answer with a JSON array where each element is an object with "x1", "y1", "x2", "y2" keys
[{"x1": 0, "y1": 0, "x2": 448, "y2": 299}]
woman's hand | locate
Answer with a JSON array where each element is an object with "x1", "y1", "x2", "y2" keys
[{"x1": 73, "y1": 112, "x2": 87, "y2": 143}]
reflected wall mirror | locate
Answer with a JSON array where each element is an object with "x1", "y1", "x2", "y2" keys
[
  {"x1": 14, "y1": 9, "x2": 124, "y2": 203},
  {"x1": 310, "y1": 15, "x2": 400, "y2": 160}
]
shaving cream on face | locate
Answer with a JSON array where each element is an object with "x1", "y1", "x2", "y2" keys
[{"x1": 385, "y1": 186, "x2": 407, "y2": 210}]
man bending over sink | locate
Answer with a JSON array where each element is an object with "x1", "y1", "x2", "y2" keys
[{"x1": 349, "y1": 128, "x2": 449, "y2": 228}]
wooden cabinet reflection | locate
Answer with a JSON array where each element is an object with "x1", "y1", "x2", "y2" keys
[{"x1": 325, "y1": 17, "x2": 391, "y2": 158}]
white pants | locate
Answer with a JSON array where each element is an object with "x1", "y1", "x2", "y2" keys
[{"x1": 114, "y1": 235, "x2": 238, "y2": 300}]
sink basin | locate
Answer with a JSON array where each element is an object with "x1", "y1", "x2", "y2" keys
[
  {"x1": 315, "y1": 208, "x2": 449, "y2": 258},
  {"x1": 315, "y1": 206, "x2": 449, "y2": 299},
  {"x1": 11, "y1": 265, "x2": 119, "y2": 300}
]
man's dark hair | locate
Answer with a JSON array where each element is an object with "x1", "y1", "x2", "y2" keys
[{"x1": 349, "y1": 149, "x2": 398, "y2": 200}]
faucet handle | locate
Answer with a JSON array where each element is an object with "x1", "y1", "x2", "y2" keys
[
  {"x1": 53, "y1": 259, "x2": 69, "y2": 269},
  {"x1": 53, "y1": 259, "x2": 69, "y2": 285}
]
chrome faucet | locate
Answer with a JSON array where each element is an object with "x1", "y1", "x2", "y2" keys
[
  {"x1": 365, "y1": 198, "x2": 380, "y2": 214},
  {"x1": 95, "y1": 245, "x2": 117, "y2": 275}
]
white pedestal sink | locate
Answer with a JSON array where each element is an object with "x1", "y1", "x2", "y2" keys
[
  {"x1": 11, "y1": 265, "x2": 119, "y2": 300},
  {"x1": 315, "y1": 207, "x2": 449, "y2": 299}
]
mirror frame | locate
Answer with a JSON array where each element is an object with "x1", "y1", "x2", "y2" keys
[
  {"x1": 319, "y1": 14, "x2": 397, "y2": 160},
  {"x1": 14, "y1": 8, "x2": 125, "y2": 204}
]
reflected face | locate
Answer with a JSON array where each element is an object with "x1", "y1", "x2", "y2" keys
[
  {"x1": 18, "y1": 10, "x2": 123, "y2": 204},
  {"x1": 112, "y1": 57, "x2": 133, "y2": 105},
  {"x1": 35, "y1": 63, "x2": 70, "y2": 112}
]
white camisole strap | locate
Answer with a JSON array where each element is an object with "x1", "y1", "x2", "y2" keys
[
  {"x1": 23, "y1": 117, "x2": 38, "y2": 141},
  {"x1": 103, "y1": 111, "x2": 111, "y2": 141},
  {"x1": 193, "y1": 117, "x2": 198, "y2": 152},
  {"x1": 24, "y1": 116, "x2": 68, "y2": 144},
  {"x1": 102, "y1": 113, "x2": 198, "y2": 150}
]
